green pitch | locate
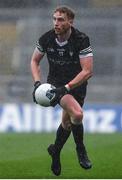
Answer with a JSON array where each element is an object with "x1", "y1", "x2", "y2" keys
[{"x1": 0, "y1": 132, "x2": 122, "y2": 179}]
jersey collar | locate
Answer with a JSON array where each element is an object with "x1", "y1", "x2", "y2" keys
[{"x1": 55, "y1": 38, "x2": 68, "y2": 47}]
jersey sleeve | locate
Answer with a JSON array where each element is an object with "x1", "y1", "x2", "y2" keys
[
  {"x1": 36, "y1": 36, "x2": 46, "y2": 54},
  {"x1": 79, "y1": 36, "x2": 93, "y2": 59}
]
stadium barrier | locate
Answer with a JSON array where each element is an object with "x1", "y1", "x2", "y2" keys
[{"x1": 0, "y1": 103, "x2": 122, "y2": 133}]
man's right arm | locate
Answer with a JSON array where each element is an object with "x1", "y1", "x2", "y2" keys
[
  {"x1": 31, "y1": 47, "x2": 44, "y2": 103},
  {"x1": 30, "y1": 47, "x2": 44, "y2": 82}
]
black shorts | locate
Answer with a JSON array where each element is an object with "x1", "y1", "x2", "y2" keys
[
  {"x1": 47, "y1": 79, "x2": 87, "y2": 107},
  {"x1": 69, "y1": 85, "x2": 87, "y2": 107}
]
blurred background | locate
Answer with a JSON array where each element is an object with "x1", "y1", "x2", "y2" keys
[
  {"x1": 0, "y1": 0, "x2": 122, "y2": 133},
  {"x1": 0, "y1": 2, "x2": 122, "y2": 178}
]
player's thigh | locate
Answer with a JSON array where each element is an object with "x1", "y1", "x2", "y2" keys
[{"x1": 60, "y1": 94, "x2": 83, "y2": 120}]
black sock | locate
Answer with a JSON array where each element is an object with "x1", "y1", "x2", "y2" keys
[
  {"x1": 71, "y1": 123, "x2": 84, "y2": 151},
  {"x1": 54, "y1": 124, "x2": 71, "y2": 152}
]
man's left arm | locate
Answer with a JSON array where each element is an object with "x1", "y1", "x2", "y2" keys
[{"x1": 66, "y1": 56, "x2": 93, "y2": 90}]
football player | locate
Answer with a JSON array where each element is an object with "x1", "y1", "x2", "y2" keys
[{"x1": 31, "y1": 6, "x2": 93, "y2": 176}]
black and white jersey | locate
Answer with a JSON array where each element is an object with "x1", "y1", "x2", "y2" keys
[{"x1": 36, "y1": 27, "x2": 93, "y2": 87}]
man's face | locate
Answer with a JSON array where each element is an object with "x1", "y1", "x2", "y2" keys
[{"x1": 53, "y1": 11, "x2": 72, "y2": 35}]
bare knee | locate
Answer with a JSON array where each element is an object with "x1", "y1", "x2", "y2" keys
[
  {"x1": 74, "y1": 110, "x2": 83, "y2": 120},
  {"x1": 71, "y1": 110, "x2": 83, "y2": 125}
]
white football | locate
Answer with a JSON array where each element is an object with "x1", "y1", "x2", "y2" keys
[{"x1": 35, "y1": 83, "x2": 56, "y2": 107}]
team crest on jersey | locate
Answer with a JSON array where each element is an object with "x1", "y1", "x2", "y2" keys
[{"x1": 69, "y1": 51, "x2": 73, "y2": 57}]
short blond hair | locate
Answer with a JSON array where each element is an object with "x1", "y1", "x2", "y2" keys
[{"x1": 54, "y1": 6, "x2": 75, "y2": 20}]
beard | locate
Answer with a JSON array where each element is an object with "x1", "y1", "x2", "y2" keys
[{"x1": 54, "y1": 26, "x2": 70, "y2": 35}]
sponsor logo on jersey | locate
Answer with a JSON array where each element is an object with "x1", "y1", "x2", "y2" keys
[{"x1": 47, "y1": 48, "x2": 54, "y2": 52}]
